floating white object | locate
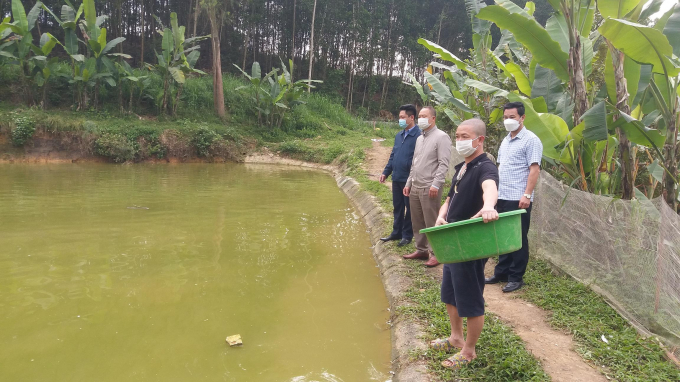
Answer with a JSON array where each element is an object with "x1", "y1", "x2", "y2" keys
[{"x1": 226, "y1": 334, "x2": 243, "y2": 346}]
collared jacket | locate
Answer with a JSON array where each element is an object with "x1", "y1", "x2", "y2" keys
[
  {"x1": 406, "y1": 126, "x2": 452, "y2": 189},
  {"x1": 382, "y1": 126, "x2": 421, "y2": 182}
]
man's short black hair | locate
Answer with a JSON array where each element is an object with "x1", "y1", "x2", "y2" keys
[
  {"x1": 503, "y1": 102, "x2": 525, "y2": 116},
  {"x1": 399, "y1": 104, "x2": 417, "y2": 119}
]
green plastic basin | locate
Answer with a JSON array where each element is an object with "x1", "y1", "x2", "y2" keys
[{"x1": 420, "y1": 209, "x2": 526, "y2": 264}]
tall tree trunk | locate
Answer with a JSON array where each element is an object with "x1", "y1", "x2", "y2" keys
[
  {"x1": 140, "y1": 0, "x2": 145, "y2": 66},
  {"x1": 129, "y1": 85, "x2": 134, "y2": 113},
  {"x1": 162, "y1": 75, "x2": 169, "y2": 114},
  {"x1": 94, "y1": 80, "x2": 100, "y2": 111},
  {"x1": 188, "y1": 0, "x2": 194, "y2": 34},
  {"x1": 608, "y1": 44, "x2": 634, "y2": 200},
  {"x1": 242, "y1": 34, "x2": 249, "y2": 70},
  {"x1": 307, "y1": 0, "x2": 317, "y2": 92},
  {"x1": 150, "y1": 0, "x2": 155, "y2": 59},
  {"x1": 193, "y1": 0, "x2": 200, "y2": 36},
  {"x1": 41, "y1": 82, "x2": 48, "y2": 110},
  {"x1": 208, "y1": 11, "x2": 225, "y2": 118},
  {"x1": 565, "y1": 6, "x2": 588, "y2": 124},
  {"x1": 379, "y1": 0, "x2": 395, "y2": 109},
  {"x1": 291, "y1": 0, "x2": 296, "y2": 80},
  {"x1": 173, "y1": 84, "x2": 183, "y2": 115},
  {"x1": 568, "y1": 37, "x2": 588, "y2": 123},
  {"x1": 361, "y1": 61, "x2": 370, "y2": 108},
  {"x1": 119, "y1": 80, "x2": 124, "y2": 114},
  {"x1": 437, "y1": 7, "x2": 446, "y2": 45},
  {"x1": 346, "y1": 2, "x2": 357, "y2": 111}
]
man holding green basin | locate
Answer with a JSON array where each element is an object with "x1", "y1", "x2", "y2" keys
[{"x1": 429, "y1": 118, "x2": 499, "y2": 370}]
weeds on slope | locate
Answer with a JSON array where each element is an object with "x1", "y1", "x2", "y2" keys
[{"x1": 522, "y1": 260, "x2": 680, "y2": 382}]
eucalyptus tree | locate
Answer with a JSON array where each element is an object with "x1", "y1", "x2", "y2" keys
[
  {"x1": 199, "y1": 0, "x2": 225, "y2": 118},
  {"x1": 307, "y1": 0, "x2": 317, "y2": 93}
]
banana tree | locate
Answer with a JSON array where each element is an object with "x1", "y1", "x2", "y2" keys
[
  {"x1": 151, "y1": 12, "x2": 209, "y2": 115},
  {"x1": 234, "y1": 62, "x2": 275, "y2": 125},
  {"x1": 78, "y1": 0, "x2": 130, "y2": 109},
  {"x1": 41, "y1": 0, "x2": 88, "y2": 109},
  {"x1": 473, "y1": 0, "x2": 623, "y2": 192},
  {"x1": 477, "y1": 0, "x2": 595, "y2": 122},
  {"x1": 0, "y1": 17, "x2": 13, "y2": 57},
  {"x1": 3, "y1": 0, "x2": 60, "y2": 105},
  {"x1": 273, "y1": 58, "x2": 321, "y2": 127},
  {"x1": 106, "y1": 60, "x2": 148, "y2": 114},
  {"x1": 234, "y1": 60, "x2": 321, "y2": 127},
  {"x1": 32, "y1": 34, "x2": 63, "y2": 109},
  {"x1": 595, "y1": 0, "x2": 667, "y2": 199},
  {"x1": 599, "y1": 6, "x2": 680, "y2": 209}
]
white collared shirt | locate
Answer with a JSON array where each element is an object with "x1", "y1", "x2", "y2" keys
[{"x1": 497, "y1": 126, "x2": 543, "y2": 201}]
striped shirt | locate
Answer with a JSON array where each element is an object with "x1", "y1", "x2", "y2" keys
[{"x1": 497, "y1": 126, "x2": 543, "y2": 201}]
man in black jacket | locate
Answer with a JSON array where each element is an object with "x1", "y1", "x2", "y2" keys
[{"x1": 379, "y1": 104, "x2": 421, "y2": 247}]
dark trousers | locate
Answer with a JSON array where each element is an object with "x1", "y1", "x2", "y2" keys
[
  {"x1": 494, "y1": 199, "x2": 532, "y2": 282},
  {"x1": 390, "y1": 181, "x2": 413, "y2": 240}
]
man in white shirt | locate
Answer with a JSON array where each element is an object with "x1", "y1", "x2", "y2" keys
[{"x1": 485, "y1": 102, "x2": 543, "y2": 293}]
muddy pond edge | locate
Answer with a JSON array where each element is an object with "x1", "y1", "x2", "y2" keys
[{"x1": 244, "y1": 154, "x2": 430, "y2": 382}]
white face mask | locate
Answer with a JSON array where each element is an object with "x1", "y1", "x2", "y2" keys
[
  {"x1": 504, "y1": 118, "x2": 521, "y2": 132},
  {"x1": 455, "y1": 137, "x2": 481, "y2": 157},
  {"x1": 417, "y1": 118, "x2": 430, "y2": 129}
]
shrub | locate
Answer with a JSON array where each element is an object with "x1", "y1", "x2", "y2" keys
[
  {"x1": 94, "y1": 133, "x2": 137, "y2": 163},
  {"x1": 191, "y1": 125, "x2": 221, "y2": 157},
  {"x1": 9, "y1": 113, "x2": 36, "y2": 147},
  {"x1": 322, "y1": 143, "x2": 345, "y2": 164}
]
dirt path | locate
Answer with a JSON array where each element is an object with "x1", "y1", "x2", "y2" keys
[
  {"x1": 365, "y1": 140, "x2": 393, "y2": 190},
  {"x1": 363, "y1": 138, "x2": 607, "y2": 382},
  {"x1": 480, "y1": 264, "x2": 605, "y2": 381}
]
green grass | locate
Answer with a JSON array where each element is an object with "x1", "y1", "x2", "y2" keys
[
  {"x1": 398, "y1": 260, "x2": 550, "y2": 381},
  {"x1": 0, "y1": 85, "x2": 384, "y2": 165},
  {"x1": 522, "y1": 260, "x2": 680, "y2": 382}
]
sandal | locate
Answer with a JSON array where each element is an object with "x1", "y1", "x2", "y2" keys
[
  {"x1": 441, "y1": 352, "x2": 472, "y2": 370},
  {"x1": 429, "y1": 338, "x2": 459, "y2": 351}
]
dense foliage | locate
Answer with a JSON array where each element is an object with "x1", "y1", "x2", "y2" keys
[
  {"x1": 417, "y1": 0, "x2": 680, "y2": 209},
  {"x1": 0, "y1": 0, "x2": 557, "y2": 116}
]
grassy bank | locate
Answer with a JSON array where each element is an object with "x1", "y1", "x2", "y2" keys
[
  {"x1": 0, "y1": 90, "x2": 402, "y2": 165},
  {"x1": 523, "y1": 260, "x2": 680, "y2": 381}
]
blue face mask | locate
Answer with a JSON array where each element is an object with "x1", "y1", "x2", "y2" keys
[{"x1": 399, "y1": 119, "x2": 407, "y2": 128}]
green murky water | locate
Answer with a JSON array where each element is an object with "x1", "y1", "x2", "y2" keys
[{"x1": 0, "y1": 164, "x2": 391, "y2": 381}]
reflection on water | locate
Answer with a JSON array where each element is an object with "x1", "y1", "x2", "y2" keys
[{"x1": 0, "y1": 164, "x2": 391, "y2": 381}]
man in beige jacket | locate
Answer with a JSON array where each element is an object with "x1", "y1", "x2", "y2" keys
[{"x1": 403, "y1": 106, "x2": 452, "y2": 267}]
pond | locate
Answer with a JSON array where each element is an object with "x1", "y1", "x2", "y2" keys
[{"x1": 0, "y1": 164, "x2": 391, "y2": 381}]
